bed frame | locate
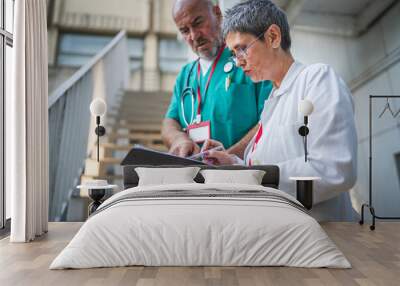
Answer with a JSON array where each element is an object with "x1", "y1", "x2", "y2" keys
[{"x1": 122, "y1": 165, "x2": 280, "y2": 190}]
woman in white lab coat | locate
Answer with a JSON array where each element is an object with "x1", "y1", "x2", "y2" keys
[{"x1": 202, "y1": 0, "x2": 357, "y2": 221}]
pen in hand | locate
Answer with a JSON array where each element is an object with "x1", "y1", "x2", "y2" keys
[{"x1": 187, "y1": 145, "x2": 224, "y2": 160}]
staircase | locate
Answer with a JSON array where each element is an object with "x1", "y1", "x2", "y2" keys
[{"x1": 77, "y1": 90, "x2": 171, "y2": 199}]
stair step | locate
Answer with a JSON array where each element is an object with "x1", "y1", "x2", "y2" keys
[
  {"x1": 99, "y1": 157, "x2": 121, "y2": 164},
  {"x1": 100, "y1": 143, "x2": 168, "y2": 156},
  {"x1": 84, "y1": 158, "x2": 122, "y2": 177},
  {"x1": 147, "y1": 144, "x2": 168, "y2": 152},
  {"x1": 108, "y1": 132, "x2": 163, "y2": 142},
  {"x1": 98, "y1": 142, "x2": 167, "y2": 152},
  {"x1": 122, "y1": 90, "x2": 171, "y2": 99},
  {"x1": 80, "y1": 174, "x2": 123, "y2": 181},
  {"x1": 110, "y1": 122, "x2": 161, "y2": 132},
  {"x1": 109, "y1": 128, "x2": 161, "y2": 134},
  {"x1": 108, "y1": 114, "x2": 164, "y2": 121},
  {"x1": 111, "y1": 100, "x2": 170, "y2": 109},
  {"x1": 108, "y1": 108, "x2": 166, "y2": 116},
  {"x1": 99, "y1": 142, "x2": 133, "y2": 151},
  {"x1": 108, "y1": 127, "x2": 162, "y2": 134},
  {"x1": 107, "y1": 114, "x2": 164, "y2": 123},
  {"x1": 113, "y1": 110, "x2": 167, "y2": 118}
]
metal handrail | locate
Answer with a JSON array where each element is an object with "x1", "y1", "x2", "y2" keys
[
  {"x1": 48, "y1": 30, "x2": 129, "y2": 221},
  {"x1": 48, "y1": 30, "x2": 126, "y2": 108}
]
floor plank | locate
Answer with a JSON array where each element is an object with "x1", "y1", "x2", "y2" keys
[{"x1": 0, "y1": 222, "x2": 399, "y2": 286}]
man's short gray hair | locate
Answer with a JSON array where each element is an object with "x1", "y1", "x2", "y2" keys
[{"x1": 222, "y1": 0, "x2": 291, "y2": 51}]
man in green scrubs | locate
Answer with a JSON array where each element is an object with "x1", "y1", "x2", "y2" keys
[{"x1": 162, "y1": 0, "x2": 272, "y2": 158}]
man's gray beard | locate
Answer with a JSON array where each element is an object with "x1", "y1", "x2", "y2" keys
[{"x1": 198, "y1": 40, "x2": 223, "y2": 60}]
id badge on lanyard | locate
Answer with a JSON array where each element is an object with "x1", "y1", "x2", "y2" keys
[
  {"x1": 187, "y1": 120, "x2": 211, "y2": 143},
  {"x1": 186, "y1": 45, "x2": 225, "y2": 144}
]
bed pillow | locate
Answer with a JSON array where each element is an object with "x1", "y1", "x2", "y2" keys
[
  {"x1": 200, "y1": 169, "x2": 266, "y2": 185},
  {"x1": 135, "y1": 167, "x2": 201, "y2": 186}
]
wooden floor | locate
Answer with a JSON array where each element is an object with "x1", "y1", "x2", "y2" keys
[{"x1": 0, "y1": 222, "x2": 399, "y2": 286}]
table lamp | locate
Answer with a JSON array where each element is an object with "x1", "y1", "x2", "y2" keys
[
  {"x1": 298, "y1": 99, "x2": 314, "y2": 162},
  {"x1": 290, "y1": 99, "x2": 318, "y2": 210},
  {"x1": 90, "y1": 98, "x2": 107, "y2": 162}
]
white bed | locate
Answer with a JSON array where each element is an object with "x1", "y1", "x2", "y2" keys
[{"x1": 50, "y1": 183, "x2": 350, "y2": 269}]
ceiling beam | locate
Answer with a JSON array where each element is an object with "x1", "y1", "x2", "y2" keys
[
  {"x1": 292, "y1": 0, "x2": 397, "y2": 37},
  {"x1": 293, "y1": 11, "x2": 356, "y2": 37},
  {"x1": 355, "y1": 0, "x2": 396, "y2": 34}
]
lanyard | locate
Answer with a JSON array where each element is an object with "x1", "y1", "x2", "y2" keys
[
  {"x1": 249, "y1": 123, "x2": 263, "y2": 166},
  {"x1": 196, "y1": 44, "x2": 225, "y2": 117}
]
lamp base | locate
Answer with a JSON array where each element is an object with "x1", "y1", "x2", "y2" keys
[
  {"x1": 296, "y1": 180, "x2": 313, "y2": 210},
  {"x1": 289, "y1": 177, "x2": 320, "y2": 210},
  {"x1": 88, "y1": 188, "x2": 106, "y2": 216}
]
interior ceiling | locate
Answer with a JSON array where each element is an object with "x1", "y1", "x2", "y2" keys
[
  {"x1": 302, "y1": 0, "x2": 376, "y2": 16},
  {"x1": 269, "y1": 0, "x2": 396, "y2": 36}
]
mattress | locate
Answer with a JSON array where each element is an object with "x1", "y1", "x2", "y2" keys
[{"x1": 50, "y1": 183, "x2": 350, "y2": 269}]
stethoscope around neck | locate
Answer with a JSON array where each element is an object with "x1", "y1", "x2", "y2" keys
[
  {"x1": 180, "y1": 45, "x2": 227, "y2": 127},
  {"x1": 180, "y1": 58, "x2": 200, "y2": 127}
]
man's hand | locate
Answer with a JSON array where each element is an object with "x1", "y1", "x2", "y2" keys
[
  {"x1": 169, "y1": 137, "x2": 200, "y2": 157},
  {"x1": 203, "y1": 149, "x2": 236, "y2": 165},
  {"x1": 162, "y1": 118, "x2": 200, "y2": 157}
]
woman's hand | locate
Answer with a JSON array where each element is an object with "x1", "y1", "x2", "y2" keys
[
  {"x1": 203, "y1": 150, "x2": 236, "y2": 165},
  {"x1": 201, "y1": 140, "x2": 235, "y2": 165},
  {"x1": 201, "y1": 139, "x2": 224, "y2": 152}
]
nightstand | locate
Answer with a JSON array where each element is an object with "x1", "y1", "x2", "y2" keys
[{"x1": 77, "y1": 181, "x2": 118, "y2": 215}]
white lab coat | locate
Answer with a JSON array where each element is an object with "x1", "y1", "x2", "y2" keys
[{"x1": 244, "y1": 62, "x2": 357, "y2": 221}]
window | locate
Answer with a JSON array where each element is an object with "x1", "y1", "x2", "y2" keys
[
  {"x1": 57, "y1": 33, "x2": 144, "y2": 71},
  {"x1": 5, "y1": 0, "x2": 13, "y2": 33},
  {"x1": 57, "y1": 34, "x2": 114, "y2": 67},
  {"x1": 159, "y1": 38, "x2": 188, "y2": 73},
  {"x1": 1, "y1": 0, "x2": 14, "y2": 231},
  {"x1": 127, "y1": 38, "x2": 143, "y2": 72}
]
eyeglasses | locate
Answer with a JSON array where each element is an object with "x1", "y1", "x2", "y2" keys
[{"x1": 231, "y1": 30, "x2": 266, "y2": 64}]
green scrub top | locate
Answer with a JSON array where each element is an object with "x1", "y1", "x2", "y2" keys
[{"x1": 165, "y1": 47, "x2": 272, "y2": 149}]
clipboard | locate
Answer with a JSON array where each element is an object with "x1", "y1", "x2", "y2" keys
[{"x1": 120, "y1": 145, "x2": 207, "y2": 166}]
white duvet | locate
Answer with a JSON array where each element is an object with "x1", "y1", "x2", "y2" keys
[{"x1": 50, "y1": 183, "x2": 350, "y2": 269}]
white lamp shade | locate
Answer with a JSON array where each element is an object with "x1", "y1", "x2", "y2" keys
[
  {"x1": 299, "y1": 99, "x2": 314, "y2": 116},
  {"x1": 90, "y1": 98, "x2": 107, "y2": 116}
]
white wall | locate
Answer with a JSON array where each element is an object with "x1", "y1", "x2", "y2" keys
[
  {"x1": 292, "y1": 3, "x2": 400, "y2": 217},
  {"x1": 350, "y1": 3, "x2": 400, "y2": 217},
  {"x1": 291, "y1": 29, "x2": 353, "y2": 81},
  {"x1": 352, "y1": 79, "x2": 400, "y2": 216}
]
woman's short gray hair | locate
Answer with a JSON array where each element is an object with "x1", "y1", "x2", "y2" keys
[{"x1": 222, "y1": 0, "x2": 291, "y2": 51}]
